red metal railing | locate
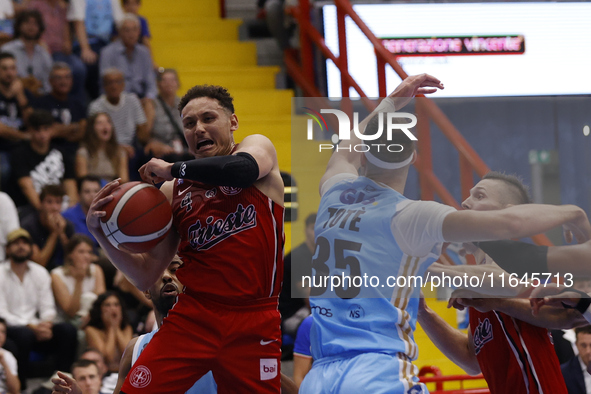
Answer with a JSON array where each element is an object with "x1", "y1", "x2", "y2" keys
[
  {"x1": 419, "y1": 366, "x2": 490, "y2": 394},
  {"x1": 287, "y1": 0, "x2": 551, "y2": 246}
]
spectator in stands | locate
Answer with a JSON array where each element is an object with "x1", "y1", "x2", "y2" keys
[
  {"x1": 99, "y1": 13, "x2": 156, "y2": 132},
  {"x1": 21, "y1": 184, "x2": 75, "y2": 271},
  {"x1": 0, "y1": 191, "x2": 19, "y2": 262},
  {"x1": 84, "y1": 291, "x2": 133, "y2": 373},
  {"x1": 9, "y1": 109, "x2": 77, "y2": 211},
  {"x1": 67, "y1": 0, "x2": 124, "y2": 99},
  {"x1": 0, "y1": 52, "x2": 30, "y2": 150},
  {"x1": 0, "y1": 228, "x2": 77, "y2": 389},
  {"x1": 62, "y1": 176, "x2": 102, "y2": 244},
  {"x1": 0, "y1": 0, "x2": 14, "y2": 45},
  {"x1": 0, "y1": 316, "x2": 19, "y2": 394},
  {"x1": 32, "y1": 63, "x2": 87, "y2": 158},
  {"x1": 72, "y1": 359, "x2": 102, "y2": 394},
  {"x1": 561, "y1": 325, "x2": 591, "y2": 394},
  {"x1": 26, "y1": 0, "x2": 87, "y2": 104},
  {"x1": 76, "y1": 113, "x2": 129, "y2": 184},
  {"x1": 51, "y1": 234, "x2": 106, "y2": 327},
  {"x1": 1, "y1": 10, "x2": 52, "y2": 95},
  {"x1": 148, "y1": 68, "x2": 193, "y2": 162},
  {"x1": 80, "y1": 347, "x2": 117, "y2": 393},
  {"x1": 121, "y1": 0, "x2": 154, "y2": 64},
  {"x1": 293, "y1": 314, "x2": 313, "y2": 388}
]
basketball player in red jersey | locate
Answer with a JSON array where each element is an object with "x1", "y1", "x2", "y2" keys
[{"x1": 86, "y1": 85, "x2": 285, "y2": 393}]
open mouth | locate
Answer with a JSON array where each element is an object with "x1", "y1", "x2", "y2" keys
[
  {"x1": 196, "y1": 139, "x2": 214, "y2": 151},
  {"x1": 161, "y1": 283, "x2": 178, "y2": 297}
]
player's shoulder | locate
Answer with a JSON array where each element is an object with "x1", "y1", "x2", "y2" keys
[{"x1": 160, "y1": 180, "x2": 175, "y2": 202}]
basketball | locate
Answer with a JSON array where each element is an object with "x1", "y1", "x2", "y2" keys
[{"x1": 100, "y1": 181, "x2": 173, "y2": 253}]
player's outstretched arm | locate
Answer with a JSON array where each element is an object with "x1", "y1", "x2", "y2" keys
[
  {"x1": 417, "y1": 297, "x2": 481, "y2": 375},
  {"x1": 51, "y1": 371, "x2": 82, "y2": 394},
  {"x1": 113, "y1": 337, "x2": 138, "y2": 394},
  {"x1": 442, "y1": 204, "x2": 590, "y2": 244},
  {"x1": 86, "y1": 179, "x2": 180, "y2": 291},
  {"x1": 319, "y1": 73, "x2": 444, "y2": 193}
]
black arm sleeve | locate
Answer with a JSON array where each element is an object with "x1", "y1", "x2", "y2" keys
[
  {"x1": 170, "y1": 152, "x2": 260, "y2": 188},
  {"x1": 475, "y1": 240, "x2": 549, "y2": 277}
]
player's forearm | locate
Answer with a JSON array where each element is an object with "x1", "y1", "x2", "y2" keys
[
  {"x1": 547, "y1": 241, "x2": 591, "y2": 276},
  {"x1": 3, "y1": 358, "x2": 20, "y2": 394},
  {"x1": 417, "y1": 306, "x2": 480, "y2": 375},
  {"x1": 493, "y1": 298, "x2": 583, "y2": 330},
  {"x1": 32, "y1": 232, "x2": 59, "y2": 267}
]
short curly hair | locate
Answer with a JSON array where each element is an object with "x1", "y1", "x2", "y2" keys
[{"x1": 178, "y1": 85, "x2": 234, "y2": 114}]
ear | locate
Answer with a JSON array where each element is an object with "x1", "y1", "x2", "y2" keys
[
  {"x1": 409, "y1": 150, "x2": 417, "y2": 165},
  {"x1": 144, "y1": 290, "x2": 152, "y2": 300},
  {"x1": 230, "y1": 113, "x2": 238, "y2": 132}
]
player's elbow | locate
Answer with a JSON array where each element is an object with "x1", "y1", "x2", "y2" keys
[{"x1": 462, "y1": 363, "x2": 481, "y2": 376}]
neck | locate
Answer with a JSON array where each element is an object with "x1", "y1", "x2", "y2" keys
[
  {"x1": 0, "y1": 81, "x2": 12, "y2": 95},
  {"x1": 106, "y1": 95, "x2": 120, "y2": 105},
  {"x1": 10, "y1": 260, "x2": 27, "y2": 281},
  {"x1": 160, "y1": 92, "x2": 175, "y2": 106},
  {"x1": 362, "y1": 166, "x2": 409, "y2": 194},
  {"x1": 154, "y1": 309, "x2": 165, "y2": 329},
  {"x1": 305, "y1": 239, "x2": 315, "y2": 253},
  {"x1": 51, "y1": 90, "x2": 68, "y2": 101},
  {"x1": 23, "y1": 38, "x2": 37, "y2": 52},
  {"x1": 31, "y1": 141, "x2": 50, "y2": 155}
]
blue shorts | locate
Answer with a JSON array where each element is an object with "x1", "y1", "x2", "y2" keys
[{"x1": 299, "y1": 353, "x2": 428, "y2": 394}]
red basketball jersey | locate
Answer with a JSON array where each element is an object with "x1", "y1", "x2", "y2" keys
[
  {"x1": 171, "y1": 179, "x2": 284, "y2": 302},
  {"x1": 469, "y1": 308, "x2": 567, "y2": 394}
]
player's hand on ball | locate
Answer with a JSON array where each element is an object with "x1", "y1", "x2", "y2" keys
[
  {"x1": 86, "y1": 179, "x2": 120, "y2": 230},
  {"x1": 139, "y1": 158, "x2": 174, "y2": 184}
]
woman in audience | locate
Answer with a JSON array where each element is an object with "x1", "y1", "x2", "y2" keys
[
  {"x1": 84, "y1": 291, "x2": 133, "y2": 372},
  {"x1": 51, "y1": 234, "x2": 106, "y2": 327},
  {"x1": 76, "y1": 112, "x2": 129, "y2": 184}
]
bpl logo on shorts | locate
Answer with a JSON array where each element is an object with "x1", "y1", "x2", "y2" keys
[
  {"x1": 129, "y1": 365, "x2": 152, "y2": 388},
  {"x1": 260, "y1": 358, "x2": 278, "y2": 381}
]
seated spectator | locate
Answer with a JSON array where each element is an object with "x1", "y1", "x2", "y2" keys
[
  {"x1": 148, "y1": 68, "x2": 193, "y2": 162},
  {"x1": 0, "y1": 0, "x2": 14, "y2": 46},
  {"x1": 99, "y1": 13, "x2": 156, "y2": 131},
  {"x1": 122, "y1": 0, "x2": 154, "y2": 65},
  {"x1": 9, "y1": 109, "x2": 77, "y2": 211},
  {"x1": 26, "y1": 0, "x2": 87, "y2": 104},
  {"x1": 88, "y1": 69, "x2": 147, "y2": 179},
  {"x1": 76, "y1": 113, "x2": 129, "y2": 184},
  {"x1": 62, "y1": 176, "x2": 102, "y2": 244},
  {"x1": 0, "y1": 316, "x2": 19, "y2": 394},
  {"x1": 21, "y1": 184, "x2": 75, "y2": 271},
  {"x1": 80, "y1": 347, "x2": 117, "y2": 394},
  {"x1": 67, "y1": 0, "x2": 123, "y2": 99},
  {"x1": 32, "y1": 62, "x2": 87, "y2": 158},
  {"x1": 0, "y1": 52, "x2": 30, "y2": 151},
  {"x1": 51, "y1": 234, "x2": 106, "y2": 327},
  {"x1": 84, "y1": 291, "x2": 132, "y2": 373},
  {"x1": 72, "y1": 359, "x2": 102, "y2": 394},
  {"x1": 561, "y1": 325, "x2": 591, "y2": 394},
  {"x1": 1, "y1": 9, "x2": 53, "y2": 95},
  {"x1": 0, "y1": 191, "x2": 19, "y2": 261},
  {"x1": 0, "y1": 228, "x2": 77, "y2": 389},
  {"x1": 293, "y1": 314, "x2": 313, "y2": 388}
]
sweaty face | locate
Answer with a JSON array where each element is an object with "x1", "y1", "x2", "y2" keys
[
  {"x1": 73, "y1": 365, "x2": 102, "y2": 394},
  {"x1": 50, "y1": 69, "x2": 73, "y2": 95},
  {"x1": 181, "y1": 97, "x2": 237, "y2": 159},
  {"x1": 148, "y1": 259, "x2": 183, "y2": 316},
  {"x1": 461, "y1": 179, "x2": 507, "y2": 211}
]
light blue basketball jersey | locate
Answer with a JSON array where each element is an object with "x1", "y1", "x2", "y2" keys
[
  {"x1": 309, "y1": 176, "x2": 440, "y2": 362},
  {"x1": 85, "y1": 0, "x2": 113, "y2": 42},
  {"x1": 133, "y1": 330, "x2": 217, "y2": 393}
]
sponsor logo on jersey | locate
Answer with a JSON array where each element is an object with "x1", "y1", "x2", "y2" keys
[
  {"x1": 347, "y1": 304, "x2": 365, "y2": 319},
  {"x1": 220, "y1": 186, "x2": 242, "y2": 195},
  {"x1": 188, "y1": 203, "x2": 257, "y2": 250},
  {"x1": 260, "y1": 358, "x2": 278, "y2": 381},
  {"x1": 205, "y1": 188, "x2": 217, "y2": 199},
  {"x1": 129, "y1": 365, "x2": 152, "y2": 388},
  {"x1": 311, "y1": 305, "x2": 333, "y2": 317},
  {"x1": 473, "y1": 318, "x2": 494, "y2": 355}
]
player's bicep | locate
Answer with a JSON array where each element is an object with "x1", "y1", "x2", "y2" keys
[
  {"x1": 113, "y1": 338, "x2": 137, "y2": 394},
  {"x1": 235, "y1": 134, "x2": 277, "y2": 179}
]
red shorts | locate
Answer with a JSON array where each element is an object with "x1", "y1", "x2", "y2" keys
[{"x1": 121, "y1": 292, "x2": 282, "y2": 394}]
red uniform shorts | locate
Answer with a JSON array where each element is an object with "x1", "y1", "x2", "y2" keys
[{"x1": 121, "y1": 291, "x2": 282, "y2": 393}]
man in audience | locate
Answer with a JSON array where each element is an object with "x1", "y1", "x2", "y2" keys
[
  {"x1": 9, "y1": 110, "x2": 77, "y2": 211},
  {"x1": 100, "y1": 13, "x2": 156, "y2": 132},
  {"x1": 80, "y1": 348, "x2": 117, "y2": 394},
  {"x1": 88, "y1": 68, "x2": 148, "y2": 178},
  {"x1": 1, "y1": 10, "x2": 52, "y2": 95},
  {"x1": 32, "y1": 62, "x2": 87, "y2": 158},
  {"x1": 72, "y1": 359, "x2": 102, "y2": 394},
  {"x1": 0, "y1": 52, "x2": 30, "y2": 150},
  {"x1": 561, "y1": 325, "x2": 591, "y2": 394},
  {"x1": 0, "y1": 228, "x2": 77, "y2": 389},
  {"x1": 67, "y1": 0, "x2": 124, "y2": 99},
  {"x1": 62, "y1": 176, "x2": 101, "y2": 245},
  {"x1": 21, "y1": 184, "x2": 75, "y2": 270}
]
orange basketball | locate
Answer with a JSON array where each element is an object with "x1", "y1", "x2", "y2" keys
[{"x1": 100, "y1": 182, "x2": 173, "y2": 253}]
